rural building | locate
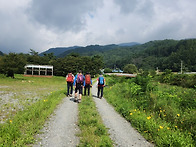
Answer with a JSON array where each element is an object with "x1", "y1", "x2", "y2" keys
[{"x1": 24, "y1": 64, "x2": 53, "y2": 77}]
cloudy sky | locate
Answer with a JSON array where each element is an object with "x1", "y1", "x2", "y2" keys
[{"x1": 0, "y1": 0, "x2": 196, "y2": 53}]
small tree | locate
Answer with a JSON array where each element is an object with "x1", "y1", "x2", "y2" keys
[
  {"x1": 123, "y1": 64, "x2": 138, "y2": 74},
  {"x1": 2, "y1": 53, "x2": 26, "y2": 78}
]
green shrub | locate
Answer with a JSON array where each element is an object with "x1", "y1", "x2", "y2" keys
[{"x1": 157, "y1": 71, "x2": 196, "y2": 88}]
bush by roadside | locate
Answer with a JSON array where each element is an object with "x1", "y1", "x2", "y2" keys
[
  {"x1": 104, "y1": 75, "x2": 195, "y2": 146},
  {"x1": 157, "y1": 70, "x2": 196, "y2": 88}
]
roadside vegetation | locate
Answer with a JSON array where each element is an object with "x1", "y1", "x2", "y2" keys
[
  {"x1": 156, "y1": 69, "x2": 196, "y2": 88},
  {"x1": 78, "y1": 95, "x2": 113, "y2": 146},
  {"x1": 0, "y1": 74, "x2": 66, "y2": 146},
  {"x1": 104, "y1": 73, "x2": 196, "y2": 146}
]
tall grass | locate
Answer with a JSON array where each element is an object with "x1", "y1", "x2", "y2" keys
[{"x1": 104, "y1": 76, "x2": 195, "y2": 146}]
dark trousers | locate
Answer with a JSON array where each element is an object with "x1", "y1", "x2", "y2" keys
[
  {"x1": 67, "y1": 82, "x2": 73, "y2": 96},
  {"x1": 75, "y1": 83, "x2": 83, "y2": 94},
  {"x1": 84, "y1": 84, "x2": 90, "y2": 96},
  {"x1": 97, "y1": 86, "x2": 103, "y2": 97}
]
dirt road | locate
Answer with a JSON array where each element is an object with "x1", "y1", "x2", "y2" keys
[
  {"x1": 33, "y1": 97, "x2": 80, "y2": 147},
  {"x1": 34, "y1": 83, "x2": 153, "y2": 147}
]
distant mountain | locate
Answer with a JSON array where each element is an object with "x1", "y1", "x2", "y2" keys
[
  {"x1": 40, "y1": 42, "x2": 140, "y2": 57},
  {"x1": 118, "y1": 42, "x2": 140, "y2": 47},
  {"x1": 58, "y1": 44, "x2": 119, "y2": 57},
  {"x1": 0, "y1": 51, "x2": 4, "y2": 56},
  {"x1": 39, "y1": 46, "x2": 80, "y2": 56}
]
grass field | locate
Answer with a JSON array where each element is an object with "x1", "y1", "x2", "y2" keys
[
  {"x1": 0, "y1": 74, "x2": 66, "y2": 146},
  {"x1": 0, "y1": 74, "x2": 66, "y2": 124}
]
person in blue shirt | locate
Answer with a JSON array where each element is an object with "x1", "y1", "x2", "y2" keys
[
  {"x1": 73, "y1": 70, "x2": 85, "y2": 103},
  {"x1": 97, "y1": 74, "x2": 106, "y2": 99}
]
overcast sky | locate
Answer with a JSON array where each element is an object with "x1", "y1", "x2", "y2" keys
[{"x1": 0, "y1": 0, "x2": 196, "y2": 53}]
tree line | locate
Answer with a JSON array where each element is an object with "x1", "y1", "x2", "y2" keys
[
  {"x1": 1, "y1": 38, "x2": 196, "y2": 76},
  {"x1": 0, "y1": 50, "x2": 104, "y2": 78}
]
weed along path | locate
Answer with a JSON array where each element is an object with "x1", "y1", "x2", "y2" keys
[
  {"x1": 33, "y1": 97, "x2": 80, "y2": 147},
  {"x1": 92, "y1": 83, "x2": 154, "y2": 147}
]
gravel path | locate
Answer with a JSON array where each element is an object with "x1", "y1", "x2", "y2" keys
[
  {"x1": 33, "y1": 97, "x2": 80, "y2": 147},
  {"x1": 33, "y1": 83, "x2": 153, "y2": 147},
  {"x1": 92, "y1": 83, "x2": 154, "y2": 147}
]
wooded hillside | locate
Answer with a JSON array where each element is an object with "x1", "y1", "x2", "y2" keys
[
  {"x1": 53, "y1": 39, "x2": 196, "y2": 72},
  {"x1": 0, "y1": 39, "x2": 196, "y2": 77}
]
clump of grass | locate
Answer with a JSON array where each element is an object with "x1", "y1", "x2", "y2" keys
[{"x1": 78, "y1": 96, "x2": 113, "y2": 146}]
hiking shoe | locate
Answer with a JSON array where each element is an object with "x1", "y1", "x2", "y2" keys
[
  {"x1": 100, "y1": 97, "x2": 102, "y2": 99},
  {"x1": 70, "y1": 94, "x2": 72, "y2": 97},
  {"x1": 78, "y1": 99, "x2": 81, "y2": 103},
  {"x1": 74, "y1": 97, "x2": 77, "y2": 102}
]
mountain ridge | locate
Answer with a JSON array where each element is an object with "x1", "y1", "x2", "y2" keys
[
  {"x1": 39, "y1": 42, "x2": 140, "y2": 57},
  {"x1": 39, "y1": 46, "x2": 81, "y2": 56}
]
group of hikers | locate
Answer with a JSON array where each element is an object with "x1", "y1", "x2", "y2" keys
[{"x1": 66, "y1": 70, "x2": 106, "y2": 103}]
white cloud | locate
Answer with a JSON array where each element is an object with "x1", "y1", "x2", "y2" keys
[{"x1": 0, "y1": 0, "x2": 196, "y2": 53}]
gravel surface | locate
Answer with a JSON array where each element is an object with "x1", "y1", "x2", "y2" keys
[
  {"x1": 33, "y1": 97, "x2": 80, "y2": 147},
  {"x1": 92, "y1": 83, "x2": 154, "y2": 147}
]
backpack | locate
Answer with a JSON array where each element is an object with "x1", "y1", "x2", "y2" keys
[
  {"x1": 77, "y1": 74, "x2": 84, "y2": 84},
  {"x1": 98, "y1": 77, "x2": 104, "y2": 85},
  {"x1": 85, "y1": 74, "x2": 91, "y2": 84},
  {"x1": 66, "y1": 73, "x2": 73, "y2": 83}
]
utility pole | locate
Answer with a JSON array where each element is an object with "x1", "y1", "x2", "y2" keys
[{"x1": 181, "y1": 60, "x2": 183, "y2": 74}]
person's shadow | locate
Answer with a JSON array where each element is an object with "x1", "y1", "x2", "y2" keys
[
  {"x1": 69, "y1": 98, "x2": 75, "y2": 102},
  {"x1": 92, "y1": 94, "x2": 101, "y2": 99},
  {"x1": 69, "y1": 97, "x2": 78, "y2": 103}
]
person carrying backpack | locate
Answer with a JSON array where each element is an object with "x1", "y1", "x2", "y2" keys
[
  {"x1": 84, "y1": 72, "x2": 92, "y2": 96},
  {"x1": 97, "y1": 74, "x2": 106, "y2": 99},
  {"x1": 66, "y1": 71, "x2": 74, "y2": 97},
  {"x1": 73, "y1": 70, "x2": 85, "y2": 103}
]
